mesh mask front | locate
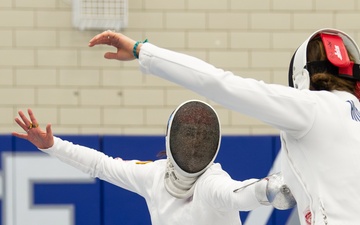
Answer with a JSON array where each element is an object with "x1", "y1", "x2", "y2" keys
[{"x1": 166, "y1": 100, "x2": 221, "y2": 175}]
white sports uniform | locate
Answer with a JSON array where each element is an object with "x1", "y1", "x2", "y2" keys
[
  {"x1": 43, "y1": 137, "x2": 262, "y2": 225},
  {"x1": 138, "y1": 43, "x2": 360, "y2": 225}
]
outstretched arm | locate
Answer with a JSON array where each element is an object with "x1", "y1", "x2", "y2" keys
[
  {"x1": 88, "y1": 31, "x2": 317, "y2": 138},
  {"x1": 12, "y1": 109, "x2": 156, "y2": 197},
  {"x1": 12, "y1": 109, "x2": 54, "y2": 149}
]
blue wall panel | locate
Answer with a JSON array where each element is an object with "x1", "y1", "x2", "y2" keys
[
  {"x1": 0, "y1": 134, "x2": 297, "y2": 225},
  {"x1": 14, "y1": 135, "x2": 102, "y2": 225},
  {"x1": 216, "y1": 136, "x2": 275, "y2": 180},
  {"x1": 0, "y1": 135, "x2": 13, "y2": 225},
  {"x1": 0, "y1": 135, "x2": 13, "y2": 169}
]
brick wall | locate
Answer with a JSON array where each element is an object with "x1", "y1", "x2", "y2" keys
[{"x1": 1, "y1": 0, "x2": 360, "y2": 135}]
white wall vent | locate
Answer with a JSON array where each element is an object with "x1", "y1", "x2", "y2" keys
[{"x1": 72, "y1": 0, "x2": 128, "y2": 31}]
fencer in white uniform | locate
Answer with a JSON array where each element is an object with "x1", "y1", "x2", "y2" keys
[
  {"x1": 12, "y1": 100, "x2": 293, "y2": 225},
  {"x1": 87, "y1": 28, "x2": 360, "y2": 225}
]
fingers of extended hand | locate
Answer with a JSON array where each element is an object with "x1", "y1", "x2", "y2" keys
[
  {"x1": 16, "y1": 111, "x2": 29, "y2": 130},
  {"x1": 27, "y1": 109, "x2": 39, "y2": 129},
  {"x1": 104, "y1": 52, "x2": 120, "y2": 59},
  {"x1": 12, "y1": 131, "x2": 28, "y2": 139},
  {"x1": 89, "y1": 30, "x2": 115, "y2": 46},
  {"x1": 16, "y1": 110, "x2": 39, "y2": 133}
]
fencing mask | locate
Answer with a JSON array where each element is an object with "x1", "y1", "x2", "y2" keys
[
  {"x1": 164, "y1": 100, "x2": 221, "y2": 199},
  {"x1": 288, "y1": 28, "x2": 360, "y2": 90}
]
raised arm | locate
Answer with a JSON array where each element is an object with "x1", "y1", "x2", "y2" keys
[
  {"x1": 12, "y1": 109, "x2": 155, "y2": 197},
  {"x1": 88, "y1": 31, "x2": 318, "y2": 138}
]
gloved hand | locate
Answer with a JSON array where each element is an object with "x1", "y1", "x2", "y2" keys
[{"x1": 255, "y1": 172, "x2": 296, "y2": 210}]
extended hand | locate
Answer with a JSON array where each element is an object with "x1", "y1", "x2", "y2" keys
[
  {"x1": 88, "y1": 30, "x2": 138, "y2": 61},
  {"x1": 12, "y1": 109, "x2": 54, "y2": 149}
]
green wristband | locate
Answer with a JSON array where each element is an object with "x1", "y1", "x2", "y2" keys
[{"x1": 133, "y1": 39, "x2": 148, "y2": 59}]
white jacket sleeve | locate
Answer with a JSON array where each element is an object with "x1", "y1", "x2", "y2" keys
[
  {"x1": 196, "y1": 164, "x2": 262, "y2": 211},
  {"x1": 40, "y1": 137, "x2": 156, "y2": 198},
  {"x1": 139, "y1": 43, "x2": 317, "y2": 138}
]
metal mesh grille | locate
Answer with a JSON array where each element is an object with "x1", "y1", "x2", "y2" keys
[{"x1": 72, "y1": 0, "x2": 128, "y2": 31}]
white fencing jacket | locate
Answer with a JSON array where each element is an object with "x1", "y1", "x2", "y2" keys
[
  {"x1": 42, "y1": 137, "x2": 262, "y2": 225},
  {"x1": 138, "y1": 43, "x2": 360, "y2": 225}
]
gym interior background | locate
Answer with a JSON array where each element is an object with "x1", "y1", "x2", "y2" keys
[{"x1": 1, "y1": 0, "x2": 359, "y2": 224}]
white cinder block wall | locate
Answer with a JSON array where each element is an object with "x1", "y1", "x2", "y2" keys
[{"x1": 1, "y1": 0, "x2": 360, "y2": 135}]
